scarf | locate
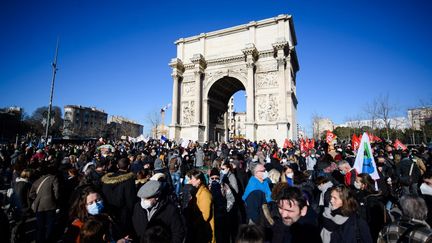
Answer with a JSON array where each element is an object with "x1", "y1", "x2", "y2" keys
[{"x1": 319, "y1": 181, "x2": 333, "y2": 206}]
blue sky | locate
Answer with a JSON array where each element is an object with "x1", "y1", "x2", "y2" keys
[{"x1": 1, "y1": 0, "x2": 431, "y2": 136}]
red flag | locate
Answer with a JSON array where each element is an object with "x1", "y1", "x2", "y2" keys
[
  {"x1": 374, "y1": 135, "x2": 382, "y2": 143},
  {"x1": 326, "y1": 131, "x2": 336, "y2": 144},
  {"x1": 394, "y1": 139, "x2": 407, "y2": 151},
  {"x1": 308, "y1": 139, "x2": 315, "y2": 150},
  {"x1": 283, "y1": 139, "x2": 293, "y2": 149},
  {"x1": 272, "y1": 151, "x2": 280, "y2": 160},
  {"x1": 300, "y1": 139, "x2": 306, "y2": 152},
  {"x1": 352, "y1": 134, "x2": 360, "y2": 151}
]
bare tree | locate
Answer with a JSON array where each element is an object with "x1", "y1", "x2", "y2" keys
[
  {"x1": 376, "y1": 94, "x2": 396, "y2": 140},
  {"x1": 364, "y1": 98, "x2": 379, "y2": 131},
  {"x1": 145, "y1": 110, "x2": 161, "y2": 138},
  {"x1": 416, "y1": 99, "x2": 432, "y2": 143},
  {"x1": 345, "y1": 114, "x2": 364, "y2": 136},
  {"x1": 311, "y1": 112, "x2": 322, "y2": 140}
]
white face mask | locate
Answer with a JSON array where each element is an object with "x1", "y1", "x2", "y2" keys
[
  {"x1": 354, "y1": 181, "x2": 362, "y2": 190},
  {"x1": 262, "y1": 171, "x2": 269, "y2": 180},
  {"x1": 286, "y1": 172, "x2": 294, "y2": 178},
  {"x1": 140, "y1": 199, "x2": 154, "y2": 209}
]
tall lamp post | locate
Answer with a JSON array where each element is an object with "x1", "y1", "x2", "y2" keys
[{"x1": 45, "y1": 38, "x2": 59, "y2": 141}]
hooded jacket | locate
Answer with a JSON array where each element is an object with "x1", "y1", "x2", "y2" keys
[{"x1": 101, "y1": 171, "x2": 136, "y2": 235}]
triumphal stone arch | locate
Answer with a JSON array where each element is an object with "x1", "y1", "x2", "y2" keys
[{"x1": 169, "y1": 14, "x2": 299, "y2": 144}]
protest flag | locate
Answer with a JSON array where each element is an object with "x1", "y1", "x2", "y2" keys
[
  {"x1": 394, "y1": 139, "x2": 407, "y2": 151},
  {"x1": 326, "y1": 130, "x2": 336, "y2": 144},
  {"x1": 283, "y1": 138, "x2": 293, "y2": 149},
  {"x1": 308, "y1": 139, "x2": 315, "y2": 150},
  {"x1": 160, "y1": 135, "x2": 168, "y2": 144},
  {"x1": 353, "y1": 132, "x2": 380, "y2": 180},
  {"x1": 352, "y1": 134, "x2": 360, "y2": 151}
]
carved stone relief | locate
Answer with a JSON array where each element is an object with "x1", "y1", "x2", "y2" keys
[
  {"x1": 256, "y1": 94, "x2": 279, "y2": 122},
  {"x1": 182, "y1": 101, "x2": 195, "y2": 125},
  {"x1": 256, "y1": 61, "x2": 278, "y2": 73},
  {"x1": 256, "y1": 71, "x2": 278, "y2": 89},
  {"x1": 183, "y1": 82, "x2": 195, "y2": 96}
]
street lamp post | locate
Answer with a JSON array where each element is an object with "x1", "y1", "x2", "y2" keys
[{"x1": 45, "y1": 38, "x2": 59, "y2": 141}]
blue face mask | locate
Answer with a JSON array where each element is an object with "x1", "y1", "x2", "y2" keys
[{"x1": 87, "y1": 200, "x2": 104, "y2": 215}]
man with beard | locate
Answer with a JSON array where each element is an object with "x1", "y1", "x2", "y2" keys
[{"x1": 259, "y1": 183, "x2": 322, "y2": 243}]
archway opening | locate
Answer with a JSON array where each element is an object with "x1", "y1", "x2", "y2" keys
[{"x1": 207, "y1": 77, "x2": 246, "y2": 142}]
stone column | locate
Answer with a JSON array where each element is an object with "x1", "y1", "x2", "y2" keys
[
  {"x1": 168, "y1": 58, "x2": 184, "y2": 140},
  {"x1": 242, "y1": 44, "x2": 258, "y2": 140},
  {"x1": 191, "y1": 54, "x2": 206, "y2": 125},
  {"x1": 273, "y1": 39, "x2": 288, "y2": 123},
  {"x1": 224, "y1": 112, "x2": 228, "y2": 143},
  {"x1": 203, "y1": 98, "x2": 209, "y2": 141}
]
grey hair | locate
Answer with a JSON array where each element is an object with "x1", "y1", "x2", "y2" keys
[
  {"x1": 337, "y1": 160, "x2": 350, "y2": 168},
  {"x1": 400, "y1": 195, "x2": 428, "y2": 220},
  {"x1": 249, "y1": 162, "x2": 262, "y2": 176}
]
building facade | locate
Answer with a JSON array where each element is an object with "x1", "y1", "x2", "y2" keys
[
  {"x1": 408, "y1": 107, "x2": 432, "y2": 130},
  {"x1": 63, "y1": 105, "x2": 108, "y2": 138},
  {"x1": 338, "y1": 117, "x2": 410, "y2": 130},
  {"x1": 108, "y1": 116, "x2": 143, "y2": 139},
  {"x1": 313, "y1": 118, "x2": 334, "y2": 139}
]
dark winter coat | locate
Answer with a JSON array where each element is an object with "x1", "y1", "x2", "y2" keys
[
  {"x1": 14, "y1": 178, "x2": 31, "y2": 213},
  {"x1": 101, "y1": 171, "x2": 136, "y2": 235},
  {"x1": 356, "y1": 190, "x2": 387, "y2": 242},
  {"x1": 132, "y1": 200, "x2": 185, "y2": 243},
  {"x1": 321, "y1": 207, "x2": 372, "y2": 243},
  {"x1": 397, "y1": 157, "x2": 421, "y2": 185}
]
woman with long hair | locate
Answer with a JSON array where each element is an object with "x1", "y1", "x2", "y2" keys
[
  {"x1": 354, "y1": 173, "x2": 387, "y2": 242},
  {"x1": 185, "y1": 169, "x2": 215, "y2": 243},
  {"x1": 63, "y1": 186, "x2": 105, "y2": 243},
  {"x1": 320, "y1": 185, "x2": 372, "y2": 243}
]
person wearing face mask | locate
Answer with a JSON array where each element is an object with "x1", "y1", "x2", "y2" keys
[
  {"x1": 353, "y1": 173, "x2": 387, "y2": 242},
  {"x1": 420, "y1": 170, "x2": 432, "y2": 226},
  {"x1": 281, "y1": 164, "x2": 296, "y2": 186},
  {"x1": 208, "y1": 168, "x2": 229, "y2": 243},
  {"x1": 337, "y1": 160, "x2": 358, "y2": 188},
  {"x1": 315, "y1": 176, "x2": 334, "y2": 214},
  {"x1": 242, "y1": 162, "x2": 272, "y2": 224},
  {"x1": 306, "y1": 149, "x2": 318, "y2": 173},
  {"x1": 63, "y1": 186, "x2": 106, "y2": 243},
  {"x1": 132, "y1": 180, "x2": 185, "y2": 243}
]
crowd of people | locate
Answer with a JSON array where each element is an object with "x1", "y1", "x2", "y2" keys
[{"x1": 0, "y1": 136, "x2": 431, "y2": 243}]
